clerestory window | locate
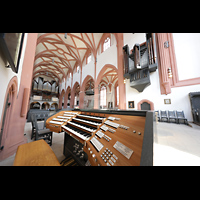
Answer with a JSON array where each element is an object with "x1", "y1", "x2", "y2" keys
[{"x1": 103, "y1": 37, "x2": 111, "y2": 52}]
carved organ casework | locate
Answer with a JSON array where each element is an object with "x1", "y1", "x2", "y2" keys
[{"x1": 123, "y1": 33, "x2": 157, "y2": 92}]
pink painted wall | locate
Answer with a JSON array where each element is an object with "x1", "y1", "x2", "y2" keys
[{"x1": 0, "y1": 33, "x2": 38, "y2": 160}]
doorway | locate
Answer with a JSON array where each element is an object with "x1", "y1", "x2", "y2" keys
[
  {"x1": 141, "y1": 102, "x2": 151, "y2": 110},
  {"x1": 137, "y1": 99, "x2": 154, "y2": 111},
  {"x1": 0, "y1": 77, "x2": 18, "y2": 150}
]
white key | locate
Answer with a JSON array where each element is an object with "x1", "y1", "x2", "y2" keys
[
  {"x1": 61, "y1": 125, "x2": 88, "y2": 141},
  {"x1": 49, "y1": 121, "x2": 64, "y2": 125}
]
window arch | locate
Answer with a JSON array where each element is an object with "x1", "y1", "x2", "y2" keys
[
  {"x1": 100, "y1": 85, "x2": 107, "y2": 108},
  {"x1": 116, "y1": 85, "x2": 119, "y2": 106},
  {"x1": 73, "y1": 64, "x2": 80, "y2": 74},
  {"x1": 77, "y1": 65, "x2": 80, "y2": 73},
  {"x1": 99, "y1": 33, "x2": 111, "y2": 53},
  {"x1": 87, "y1": 53, "x2": 92, "y2": 64},
  {"x1": 103, "y1": 37, "x2": 111, "y2": 52}
]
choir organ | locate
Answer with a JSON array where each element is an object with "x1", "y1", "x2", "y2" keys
[
  {"x1": 123, "y1": 33, "x2": 157, "y2": 93},
  {"x1": 46, "y1": 109, "x2": 153, "y2": 166}
]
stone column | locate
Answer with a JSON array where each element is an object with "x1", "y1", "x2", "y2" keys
[{"x1": 116, "y1": 33, "x2": 126, "y2": 109}]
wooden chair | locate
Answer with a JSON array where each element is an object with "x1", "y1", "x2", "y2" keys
[
  {"x1": 32, "y1": 114, "x2": 53, "y2": 146},
  {"x1": 30, "y1": 114, "x2": 46, "y2": 140},
  {"x1": 168, "y1": 110, "x2": 177, "y2": 123}
]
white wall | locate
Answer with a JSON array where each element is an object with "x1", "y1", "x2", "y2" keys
[
  {"x1": 125, "y1": 70, "x2": 161, "y2": 110},
  {"x1": 61, "y1": 78, "x2": 65, "y2": 90},
  {"x1": 82, "y1": 60, "x2": 94, "y2": 85},
  {"x1": 173, "y1": 33, "x2": 200, "y2": 80},
  {"x1": 96, "y1": 36, "x2": 118, "y2": 80},
  {"x1": 0, "y1": 33, "x2": 28, "y2": 119},
  {"x1": 66, "y1": 76, "x2": 72, "y2": 89},
  {"x1": 124, "y1": 33, "x2": 146, "y2": 50},
  {"x1": 72, "y1": 71, "x2": 80, "y2": 87}
]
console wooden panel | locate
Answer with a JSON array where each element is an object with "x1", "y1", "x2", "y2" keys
[
  {"x1": 84, "y1": 114, "x2": 146, "y2": 166},
  {"x1": 46, "y1": 109, "x2": 153, "y2": 166}
]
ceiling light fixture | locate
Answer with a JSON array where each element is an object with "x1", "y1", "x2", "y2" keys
[{"x1": 64, "y1": 33, "x2": 67, "y2": 39}]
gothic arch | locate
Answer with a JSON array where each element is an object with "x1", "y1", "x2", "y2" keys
[
  {"x1": 51, "y1": 102, "x2": 58, "y2": 110},
  {"x1": 79, "y1": 75, "x2": 94, "y2": 109},
  {"x1": 42, "y1": 102, "x2": 50, "y2": 110},
  {"x1": 64, "y1": 86, "x2": 71, "y2": 108},
  {"x1": 96, "y1": 64, "x2": 118, "y2": 86},
  {"x1": 0, "y1": 76, "x2": 18, "y2": 148},
  {"x1": 70, "y1": 82, "x2": 80, "y2": 108},
  {"x1": 58, "y1": 89, "x2": 65, "y2": 109},
  {"x1": 30, "y1": 102, "x2": 40, "y2": 109},
  {"x1": 81, "y1": 75, "x2": 94, "y2": 91}
]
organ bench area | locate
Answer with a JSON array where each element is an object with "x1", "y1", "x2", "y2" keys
[{"x1": 46, "y1": 109, "x2": 153, "y2": 166}]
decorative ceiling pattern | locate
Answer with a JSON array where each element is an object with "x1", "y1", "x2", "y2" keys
[
  {"x1": 100, "y1": 67, "x2": 118, "y2": 90},
  {"x1": 33, "y1": 33, "x2": 104, "y2": 83}
]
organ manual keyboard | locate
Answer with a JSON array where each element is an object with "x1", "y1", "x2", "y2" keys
[
  {"x1": 46, "y1": 109, "x2": 153, "y2": 166},
  {"x1": 46, "y1": 111, "x2": 80, "y2": 133}
]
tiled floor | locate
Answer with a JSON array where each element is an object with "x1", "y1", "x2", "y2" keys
[
  {"x1": 0, "y1": 120, "x2": 200, "y2": 166},
  {"x1": 154, "y1": 122, "x2": 200, "y2": 166}
]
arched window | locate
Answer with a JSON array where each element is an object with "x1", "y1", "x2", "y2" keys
[
  {"x1": 103, "y1": 37, "x2": 111, "y2": 52},
  {"x1": 87, "y1": 53, "x2": 92, "y2": 64},
  {"x1": 100, "y1": 86, "x2": 106, "y2": 108},
  {"x1": 77, "y1": 65, "x2": 80, "y2": 73},
  {"x1": 116, "y1": 86, "x2": 119, "y2": 106}
]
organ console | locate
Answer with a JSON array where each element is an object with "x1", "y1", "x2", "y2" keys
[{"x1": 46, "y1": 109, "x2": 153, "y2": 166}]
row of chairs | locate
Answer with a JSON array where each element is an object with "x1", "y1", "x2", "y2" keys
[
  {"x1": 30, "y1": 114, "x2": 53, "y2": 146},
  {"x1": 155, "y1": 110, "x2": 188, "y2": 125}
]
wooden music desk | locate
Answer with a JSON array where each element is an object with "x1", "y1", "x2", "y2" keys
[{"x1": 13, "y1": 140, "x2": 60, "y2": 166}]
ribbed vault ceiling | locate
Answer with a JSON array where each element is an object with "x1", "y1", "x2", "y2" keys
[{"x1": 33, "y1": 33, "x2": 104, "y2": 83}]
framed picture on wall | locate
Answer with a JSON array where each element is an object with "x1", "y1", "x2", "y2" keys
[
  {"x1": 164, "y1": 99, "x2": 171, "y2": 104},
  {"x1": 128, "y1": 101, "x2": 134, "y2": 108}
]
